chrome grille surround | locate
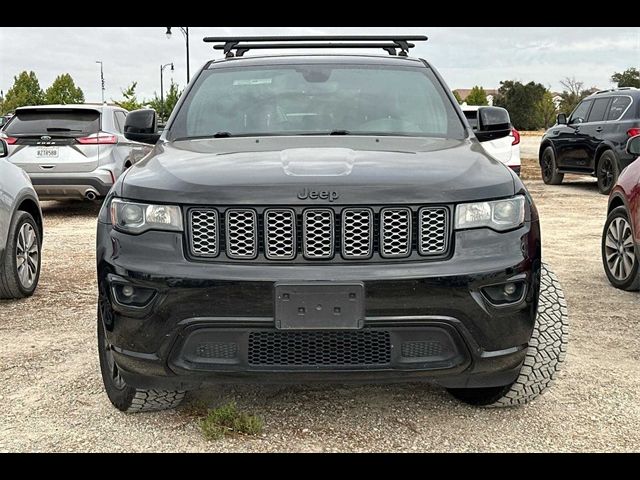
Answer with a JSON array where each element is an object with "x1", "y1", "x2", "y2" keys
[
  {"x1": 189, "y1": 209, "x2": 219, "y2": 257},
  {"x1": 225, "y1": 209, "x2": 258, "y2": 259},
  {"x1": 341, "y1": 208, "x2": 373, "y2": 259},
  {"x1": 264, "y1": 209, "x2": 296, "y2": 260},
  {"x1": 418, "y1": 207, "x2": 449, "y2": 255},
  {"x1": 380, "y1": 207, "x2": 412, "y2": 258},
  {"x1": 302, "y1": 209, "x2": 335, "y2": 259}
]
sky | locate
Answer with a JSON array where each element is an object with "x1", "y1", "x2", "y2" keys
[{"x1": 1, "y1": 27, "x2": 638, "y2": 103}]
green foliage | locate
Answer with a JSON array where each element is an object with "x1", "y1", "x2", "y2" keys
[
  {"x1": 536, "y1": 90, "x2": 558, "y2": 129},
  {"x1": 199, "y1": 402, "x2": 263, "y2": 440},
  {"x1": 494, "y1": 80, "x2": 547, "y2": 130},
  {"x1": 1, "y1": 71, "x2": 44, "y2": 114},
  {"x1": 558, "y1": 77, "x2": 595, "y2": 115},
  {"x1": 147, "y1": 80, "x2": 183, "y2": 122},
  {"x1": 452, "y1": 90, "x2": 463, "y2": 104},
  {"x1": 466, "y1": 86, "x2": 488, "y2": 106},
  {"x1": 611, "y1": 68, "x2": 640, "y2": 88},
  {"x1": 44, "y1": 73, "x2": 85, "y2": 105},
  {"x1": 113, "y1": 82, "x2": 143, "y2": 111}
]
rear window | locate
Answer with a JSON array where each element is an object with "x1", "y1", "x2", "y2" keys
[
  {"x1": 4, "y1": 109, "x2": 101, "y2": 136},
  {"x1": 607, "y1": 96, "x2": 632, "y2": 121}
]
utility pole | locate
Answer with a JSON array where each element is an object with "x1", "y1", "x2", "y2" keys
[
  {"x1": 165, "y1": 27, "x2": 190, "y2": 84},
  {"x1": 96, "y1": 61, "x2": 105, "y2": 104},
  {"x1": 160, "y1": 63, "x2": 174, "y2": 122}
]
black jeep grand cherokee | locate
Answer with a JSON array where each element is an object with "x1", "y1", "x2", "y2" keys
[{"x1": 96, "y1": 36, "x2": 568, "y2": 412}]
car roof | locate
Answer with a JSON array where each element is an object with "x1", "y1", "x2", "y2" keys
[
  {"x1": 586, "y1": 87, "x2": 640, "y2": 100},
  {"x1": 206, "y1": 53, "x2": 427, "y2": 69},
  {"x1": 14, "y1": 104, "x2": 123, "y2": 112}
]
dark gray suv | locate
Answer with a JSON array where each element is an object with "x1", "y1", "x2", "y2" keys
[
  {"x1": 539, "y1": 87, "x2": 640, "y2": 194},
  {"x1": 0, "y1": 139, "x2": 43, "y2": 299}
]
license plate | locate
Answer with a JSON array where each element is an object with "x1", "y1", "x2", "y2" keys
[
  {"x1": 36, "y1": 147, "x2": 58, "y2": 158},
  {"x1": 274, "y1": 282, "x2": 365, "y2": 330}
]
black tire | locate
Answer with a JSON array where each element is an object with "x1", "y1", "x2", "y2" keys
[
  {"x1": 97, "y1": 308, "x2": 186, "y2": 412},
  {"x1": 448, "y1": 263, "x2": 569, "y2": 407},
  {"x1": 540, "y1": 146, "x2": 564, "y2": 185},
  {"x1": 601, "y1": 206, "x2": 640, "y2": 291},
  {"x1": 596, "y1": 150, "x2": 619, "y2": 195},
  {"x1": 0, "y1": 211, "x2": 41, "y2": 299}
]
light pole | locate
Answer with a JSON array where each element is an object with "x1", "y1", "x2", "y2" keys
[
  {"x1": 160, "y1": 62, "x2": 174, "y2": 122},
  {"x1": 165, "y1": 27, "x2": 190, "y2": 84},
  {"x1": 95, "y1": 61, "x2": 105, "y2": 104}
]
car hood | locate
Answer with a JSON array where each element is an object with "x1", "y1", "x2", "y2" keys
[{"x1": 122, "y1": 136, "x2": 515, "y2": 205}]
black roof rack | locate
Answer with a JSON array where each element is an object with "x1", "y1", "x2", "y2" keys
[{"x1": 203, "y1": 35, "x2": 428, "y2": 58}]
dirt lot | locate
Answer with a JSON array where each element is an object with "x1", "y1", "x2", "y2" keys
[{"x1": 1, "y1": 146, "x2": 639, "y2": 451}]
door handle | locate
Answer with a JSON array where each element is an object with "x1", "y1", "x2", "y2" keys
[{"x1": 595, "y1": 127, "x2": 603, "y2": 132}]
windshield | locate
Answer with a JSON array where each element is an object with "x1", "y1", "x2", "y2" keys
[
  {"x1": 168, "y1": 63, "x2": 465, "y2": 140},
  {"x1": 4, "y1": 109, "x2": 101, "y2": 136}
]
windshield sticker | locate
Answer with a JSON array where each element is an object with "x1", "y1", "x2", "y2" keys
[{"x1": 233, "y1": 78, "x2": 273, "y2": 86}]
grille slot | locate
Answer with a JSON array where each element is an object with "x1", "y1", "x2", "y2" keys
[
  {"x1": 401, "y1": 341, "x2": 443, "y2": 358},
  {"x1": 225, "y1": 209, "x2": 258, "y2": 259},
  {"x1": 342, "y1": 208, "x2": 373, "y2": 259},
  {"x1": 418, "y1": 207, "x2": 449, "y2": 255},
  {"x1": 302, "y1": 209, "x2": 334, "y2": 259},
  {"x1": 196, "y1": 342, "x2": 238, "y2": 359},
  {"x1": 189, "y1": 209, "x2": 219, "y2": 257},
  {"x1": 264, "y1": 209, "x2": 296, "y2": 260},
  {"x1": 248, "y1": 330, "x2": 391, "y2": 366},
  {"x1": 380, "y1": 207, "x2": 412, "y2": 258}
]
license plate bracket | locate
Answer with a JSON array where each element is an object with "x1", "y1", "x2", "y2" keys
[{"x1": 274, "y1": 282, "x2": 365, "y2": 330}]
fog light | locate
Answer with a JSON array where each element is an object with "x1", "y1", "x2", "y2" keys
[
  {"x1": 504, "y1": 283, "x2": 517, "y2": 295},
  {"x1": 481, "y1": 281, "x2": 526, "y2": 306},
  {"x1": 121, "y1": 285, "x2": 135, "y2": 297}
]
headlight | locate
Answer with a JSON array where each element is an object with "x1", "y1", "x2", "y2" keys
[
  {"x1": 110, "y1": 199, "x2": 183, "y2": 234},
  {"x1": 455, "y1": 196, "x2": 525, "y2": 232}
]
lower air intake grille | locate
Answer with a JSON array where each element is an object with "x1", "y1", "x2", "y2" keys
[
  {"x1": 247, "y1": 330, "x2": 391, "y2": 366},
  {"x1": 195, "y1": 342, "x2": 238, "y2": 359},
  {"x1": 401, "y1": 341, "x2": 443, "y2": 358}
]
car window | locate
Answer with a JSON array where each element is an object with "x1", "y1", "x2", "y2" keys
[
  {"x1": 169, "y1": 64, "x2": 465, "y2": 140},
  {"x1": 463, "y1": 111, "x2": 478, "y2": 130},
  {"x1": 607, "y1": 96, "x2": 631, "y2": 121},
  {"x1": 114, "y1": 111, "x2": 127, "y2": 133},
  {"x1": 4, "y1": 109, "x2": 101, "y2": 136},
  {"x1": 569, "y1": 100, "x2": 592, "y2": 124},
  {"x1": 587, "y1": 98, "x2": 611, "y2": 123}
]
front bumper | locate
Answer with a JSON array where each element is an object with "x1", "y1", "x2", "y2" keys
[
  {"x1": 97, "y1": 220, "x2": 541, "y2": 391},
  {"x1": 29, "y1": 169, "x2": 113, "y2": 199}
]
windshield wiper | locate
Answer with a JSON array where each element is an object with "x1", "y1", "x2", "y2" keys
[
  {"x1": 47, "y1": 127, "x2": 82, "y2": 132},
  {"x1": 212, "y1": 131, "x2": 233, "y2": 138},
  {"x1": 328, "y1": 129, "x2": 350, "y2": 135}
]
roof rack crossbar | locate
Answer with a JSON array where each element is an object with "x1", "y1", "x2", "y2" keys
[{"x1": 203, "y1": 35, "x2": 428, "y2": 58}]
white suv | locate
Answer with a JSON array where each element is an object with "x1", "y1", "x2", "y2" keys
[{"x1": 462, "y1": 104, "x2": 521, "y2": 176}]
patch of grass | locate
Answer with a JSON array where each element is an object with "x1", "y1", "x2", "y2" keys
[{"x1": 200, "y1": 401, "x2": 263, "y2": 441}]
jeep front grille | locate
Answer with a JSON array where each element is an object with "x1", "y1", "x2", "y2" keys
[{"x1": 187, "y1": 206, "x2": 450, "y2": 262}]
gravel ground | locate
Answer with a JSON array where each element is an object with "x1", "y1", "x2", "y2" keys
[{"x1": 1, "y1": 151, "x2": 639, "y2": 452}]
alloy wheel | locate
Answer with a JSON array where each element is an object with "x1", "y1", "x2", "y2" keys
[
  {"x1": 599, "y1": 157, "x2": 615, "y2": 192},
  {"x1": 604, "y1": 217, "x2": 636, "y2": 281},
  {"x1": 15, "y1": 223, "x2": 39, "y2": 289},
  {"x1": 542, "y1": 152, "x2": 553, "y2": 181}
]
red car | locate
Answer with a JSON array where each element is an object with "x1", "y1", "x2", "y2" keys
[{"x1": 602, "y1": 135, "x2": 640, "y2": 290}]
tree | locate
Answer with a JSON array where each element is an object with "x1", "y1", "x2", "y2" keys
[
  {"x1": 1, "y1": 71, "x2": 44, "y2": 114},
  {"x1": 493, "y1": 80, "x2": 547, "y2": 130},
  {"x1": 536, "y1": 90, "x2": 557, "y2": 129},
  {"x1": 113, "y1": 82, "x2": 143, "y2": 111},
  {"x1": 558, "y1": 77, "x2": 595, "y2": 115},
  {"x1": 452, "y1": 90, "x2": 463, "y2": 104},
  {"x1": 44, "y1": 73, "x2": 85, "y2": 105},
  {"x1": 147, "y1": 80, "x2": 183, "y2": 121},
  {"x1": 466, "y1": 86, "x2": 488, "y2": 106},
  {"x1": 611, "y1": 68, "x2": 640, "y2": 88}
]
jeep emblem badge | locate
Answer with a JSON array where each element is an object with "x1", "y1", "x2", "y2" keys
[{"x1": 297, "y1": 188, "x2": 340, "y2": 202}]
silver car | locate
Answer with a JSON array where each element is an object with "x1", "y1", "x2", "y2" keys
[
  {"x1": 0, "y1": 104, "x2": 152, "y2": 200},
  {"x1": 0, "y1": 139, "x2": 43, "y2": 299}
]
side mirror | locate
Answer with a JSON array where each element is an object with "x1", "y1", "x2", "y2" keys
[
  {"x1": 475, "y1": 106, "x2": 512, "y2": 142},
  {"x1": 627, "y1": 135, "x2": 640, "y2": 156},
  {"x1": 0, "y1": 139, "x2": 7, "y2": 158},
  {"x1": 557, "y1": 113, "x2": 567, "y2": 125},
  {"x1": 124, "y1": 109, "x2": 160, "y2": 145}
]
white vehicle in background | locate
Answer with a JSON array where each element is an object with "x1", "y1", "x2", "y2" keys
[{"x1": 461, "y1": 104, "x2": 521, "y2": 176}]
